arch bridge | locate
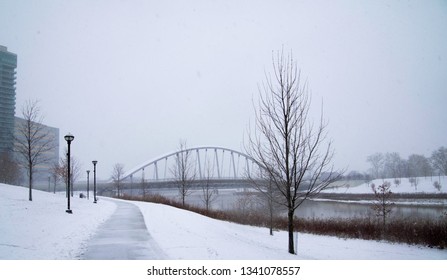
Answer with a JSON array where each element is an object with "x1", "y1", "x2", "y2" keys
[{"x1": 121, "y1": 146, "x2": 262, "y2": 188}]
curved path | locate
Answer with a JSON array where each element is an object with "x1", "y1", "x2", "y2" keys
[{"x1": 81, "y1": 199, "x2": 166, "y2": 260}]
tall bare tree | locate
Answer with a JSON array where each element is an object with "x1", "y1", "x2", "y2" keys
[
  {"x1": 53, "y1": 152, "x2": 81, "y2": 197},
  {"x1": 262, "y1": 176, "x2": 281, "y2": 236},
  {"x1": 200, "y1": 162, "x2": 218, "y2": 212},
  {"x1": 15, "y1": 100, "x2": 55, "y2": 201},
  {"x1": 408, "y1": 154, "x2": 432, "y2": 178},
  {"x1": 431, "y1": 147, "x2": 447, "y2": 176},
  {"x1": 367, "y1": 153, "x2": 384, "y2": 179},
  {"x1": 247, "y1": 50, "x2": 341, "y2": 254},
  {"x1": 171, "y1": 140, "x2": 196, "y2": 206},
  {"x1": 111, "y1": 163, "x2": 125, "y2": 197},
  {"x1": 383, "y1": 152, "x2": 404, "y2": 180}
]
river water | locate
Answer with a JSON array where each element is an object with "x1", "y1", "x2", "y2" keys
[{"x1": 149, "y1": 188, "x2": 446, "y2": 221}]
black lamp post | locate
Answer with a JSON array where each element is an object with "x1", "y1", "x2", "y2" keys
[
  {"x1": 86, "y1": 170, "x2": 90, "y2": 200},
  {"x1": 92, "y1": 160, "x2": 98, "y2": 203},
  {"x1": 64, "y1": 133, "x2": 74, "y2": 214}
]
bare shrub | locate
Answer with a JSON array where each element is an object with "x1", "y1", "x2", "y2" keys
[
  {"x1": 433, "y1": 181, "x2": 442, "y2": 192},
  {"x1": 409, "y1": 177, "x2": 419, "y2": 190},
  {"x1": 371, "y1": 182, "x2": 393, "y2": 237}
]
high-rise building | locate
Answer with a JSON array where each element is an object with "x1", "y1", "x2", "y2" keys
[
  {"x1": 0, "y1": 45, "x2": 17, "y2": 155},
  {"x1": 0, "y1": 45, "x2": 59, "y2": 185}
]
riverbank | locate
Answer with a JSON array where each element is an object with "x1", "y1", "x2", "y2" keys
[
  {"x1": 324, "y1": 176, "x2": 447, "y2": 196},
  {"x1": 122, "y1": 192, "x2": 447, "y2": 250},
  {"x1": 313, "y1": 192, "x2": 447, "y2": 206},
  {"x1": 3, "y1": 183, "x2": 445, "y2": 260}
]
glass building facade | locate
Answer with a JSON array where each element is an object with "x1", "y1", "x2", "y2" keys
[{"x1": 0, "y1": 45, "x2": 17, "y2": 155}]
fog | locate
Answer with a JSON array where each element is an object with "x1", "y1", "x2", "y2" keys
[{"x1": 1, "y1": 0, "x2": 446, "y2": 179}]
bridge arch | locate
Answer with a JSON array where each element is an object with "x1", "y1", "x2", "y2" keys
[{"x1": 122, "y1": 146, "x2": 261, "y2": 183}]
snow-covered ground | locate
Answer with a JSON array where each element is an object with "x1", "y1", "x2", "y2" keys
[
  {"x1": 324, "y1": 176, "x2": 447, "y2": 194},
  {"x1": 1, "y1": 183, "x2": 446, "y2": 260},
  {"x1": 0, "y1": 184, "x2": 116, "y2": 259},
  {"x1": 132, "y1": 200, "x2": 447, "y2": 260}
]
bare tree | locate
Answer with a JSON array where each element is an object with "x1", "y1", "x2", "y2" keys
[
  {"x1": 251, "y1": 167, "x2": 283, "y2": 236},
  {"x1": 53, "y1": 152, "x2": 81, "y2": 197},
  {"x1": 260, "y1": 177, "x2": 281, "y2": 236},
  {"x1": 431, "y1": 147, "x2": 447, "y2": 176},
  {"x1": 384, "y1": 152, "x2": 405, "y2": 180},
  {"x1": 50, "y1": 164, "x2": 59, "y2": 193},
  {"x1": 0, "y1": 151, "x2": 21, "y2": 185},
  {"x1": 233, "y1": 191, "x2": 260, "y2": 217},
  {"x1": 171, "y1": 140, "x2": 196, "y2": 206},
  {"x1": 367, "y1": 153, "x2": 384, "y2": 179},
  {"x1": 371, "y1": 181, "x2": 393, "y2": 236},
  {"x1": 111, "y1": 163, "x2": 125, "y2": 197},
  {"x1": 433, "y1": 181, "x2": 442, "y2": 192},
  {"x1": 246, "y1": 50, "x2": 342, "y2": 254},
  {"x1": 140, "y1": 168, "x2": 149, "y2": 198},
  {"x1": 15, "y1": 100, "x2": 55, "y2": 201},
  {"x1": 408, "y1": 154, "x2": 432, "y2": 178},
  {"x1": 200, "y1": 162, "x2": 218, "y2": 212}
]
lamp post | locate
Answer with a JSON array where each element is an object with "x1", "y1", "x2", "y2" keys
[
  {"x1": 64, "y1": 133, "x2": 74, "y2": 214},
  {"x1": 86, "y1": 170, "x2": 90, "y2": 200},
  {"x1": 92, "y1": 160, "x2": 98, "y2": 203}
]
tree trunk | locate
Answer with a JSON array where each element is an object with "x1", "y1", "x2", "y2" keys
[
  {"x1": 288, "y1": 209, "x2": 295, "y2": 254},
  {"x1": 182, "y1": 189, "x2": 185, "y2": 206}
]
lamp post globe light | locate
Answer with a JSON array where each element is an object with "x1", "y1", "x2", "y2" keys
[
  {"x1": 92, "y1": 160, "x2": 98, "y2": 203},
  {"x1": 64, "y1": 133, "x2": 74, "y2": 214}
]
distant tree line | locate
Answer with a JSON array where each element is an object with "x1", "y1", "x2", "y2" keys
[{"x1": 363, "y1": 147, "x2": 447, "y2": 180}]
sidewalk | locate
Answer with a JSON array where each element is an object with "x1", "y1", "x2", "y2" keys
[{"x1": 81, "y1": 199, "x2": 166, "y2": 260}]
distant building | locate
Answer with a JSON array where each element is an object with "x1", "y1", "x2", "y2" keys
[
  {"x1": 0, "y1": 45, "x2": 17, "y2": 156},
  {"x1": 0, "y1": 45, "x2": 60, "y2": 185}
]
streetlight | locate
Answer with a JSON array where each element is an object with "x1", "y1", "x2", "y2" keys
[
  {"x1": 92, "y1": 160, "x2": 98, "y2": 203},
  {"x1": 64, "y1": 133, "x2": 74, "y2": 214},
  {"x1": 86, "y1": 170, "x2": 90, "y2": 200}
]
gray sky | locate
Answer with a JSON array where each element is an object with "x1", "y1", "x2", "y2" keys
[{"x1": 1, "y1": 0, "x2": 446, "y2": 179}]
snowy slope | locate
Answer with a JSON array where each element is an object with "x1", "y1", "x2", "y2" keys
[
  {"x1": 0, "y1": 184, "x2": 116, "y2": 259},
  {"x1": 1, "y1": 183, "x2": 446, "y2": 260},
  {"x1": 325, "y1": 176, "x2": 447, "y2": 194},
  {"x1": 130, "y1": 200, "x2": 447, "y2": 260}
]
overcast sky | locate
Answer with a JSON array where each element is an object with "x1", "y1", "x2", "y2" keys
[{"x1": 1, "y1": 0, "x2": 446, "y2": 179}]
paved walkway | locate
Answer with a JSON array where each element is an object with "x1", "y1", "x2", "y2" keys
[{"x1": 81, "y1": 199, "x2": 166, "y2": 260}]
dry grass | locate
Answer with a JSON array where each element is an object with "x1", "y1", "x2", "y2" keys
[{"x1": 121, "y1": 194, "x2": 447, "y2": 249}]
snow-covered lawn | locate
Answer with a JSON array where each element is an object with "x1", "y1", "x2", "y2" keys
[
  {"x1": 0, "y1": 184, "x2": 116, "y2": 259},
  {"x1": 1, "y1": 183, "x2": 446, "y2": 260},
  {"x1": 132, "y1": 200, "x2": 447, "y2": 260}
]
